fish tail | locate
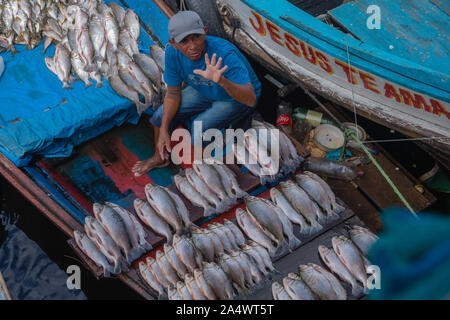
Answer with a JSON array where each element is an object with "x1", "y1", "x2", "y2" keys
[
  {"x1": 84, "y1": 80, "x2": 94, "y2": 89},
  {"x1": 63, "y1": 82, "x2": 74, "y2": 90},
  {"x1": 202, "y1": 207, "x2": 214, "y2": 217},
  {"x1": 95, "y1": 81, "x2": 104, "y2": 88},
  {"x1": 308, "y1": 221, "x2": 323, "y2": 236},
  {"x1": 351, "y1": 282, "x2": 365, "y2": 297},
  {"x1": 333, "y1": 203, "x2": 346, "y2": 214},
  {"x1": 288, "y1": 234, "x2": 302, "y2": 250},
  {"x1": 102, "y1": 265, "x2": 111, "y2": 278}
]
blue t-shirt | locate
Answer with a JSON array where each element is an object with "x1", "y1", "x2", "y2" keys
[{"x1": 163, "y1": 36, "x2": 261, "y2": 104}]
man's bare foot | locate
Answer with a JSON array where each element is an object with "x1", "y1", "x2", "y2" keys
[{"x1": 132, "y1": 155, "x2": 169, "y2": 176}]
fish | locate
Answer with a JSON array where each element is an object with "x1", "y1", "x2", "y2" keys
[
  {"x1": 164, "y1": 188, "x2": 192, "y2": 229},
  {"x1": 138, "y1": 261, "x2": 166, "y2": 298},
  {"x1": 349, "y1": 225, "x2": 378, "y2": 256},
  {"x1": 232, "y1": 143, "x2": 268, "y2": 184},
  {"x1": 177, "y1": 281, "x2": 193, "y2": 300},
  {"x1": 133, "y1": 52, "x2": 162, "y2": 92},
  {"x1": 279, "y1": 180, "x2": 324, "y2": 234},
  {"x1": 107, "y1": 73, "x2": 146, "y2": 111},
  {"x1": 194, "y1": 269, "x2": 217, "y2": 300},
  {"x1": 270, "y1": 187, "x2": 310, "y2": 235},
  {"x1": 295, "y1": 174, "x2": 339, "y2": 222},
  {"x1": 218, "y1": 252, "x2": 246, "y2": 293},
  {"x1": 318, "y1": 245, "x2": 363, "y2": 296},
  {"x1": 304, "y1": 171, "x2": 345, "y2": 214},
  {"x1": 74, "y1": 230, "x2": 113, "y2": 278},
  {"x1": 119, "y1": 28, "x2": 139, "y2": 58},
  {"x1": 124, "y1": 9, "x2": 140, "y2": 40},
  {"x1": 185, "y1": 168, "x2": 226, "y2": 213},
  {"x1": 174, "y1": 174, "x2": 215, "y2": 217},
  {"x1": 146, "y1": 256, "x2": 170, "y2": 289},
  {"x1": 223, "y1": 219, "x2": 246, "y2": 247},
  {"x1": 211, "y1": 162, "x2": 248, "y2": 200},
  {"x1": 173, "y1": 234, "x2": 203, "y2": 273},
  {"x1": 247, "y1": 240, "x2": 277, "y2": 273},
  {"x1": 207, "y1": 223, "x2": 233, "y2": 252},
  {"x1": 106, "y1": 201, "x2": 151, "y2": 252},
  {"x1": 164, "y1": 243, "x2": 188, "y2": 279},
  {"x1": 108, "y1": 1, "x2": 126, "y2": 28},
  {"x1": 71, "y1": 51, "x2": 94, "y2": 88},
  {"x1": 203, "y1": 228, "x2": 225, "y2": 257},
  {"x1": 53, "y1": 43, "x2": 73, "y2": 89},
  {"x1": 214, "y1": 222, "x2": 240, "y2": 250},
  {"x1": 155, "y1": 250, "x2": 180, "y2": 286},
  {"x1": 150, "y1": 45, "x2": 165, "y2": 72},
  {"x1": 93, "y1": 203, "x2": 141, "y2": 264},
  {"x1": 193, "y1": 163, "x2": 233, "y2": 205},
  {"x1": 298, "y1": 263, "x2": 346, "y2": 300},
  {"x1": 272, "y1": 282, "x2": 292, "y2": 300},
  {"x1": 184, "y1": 273, "x2": 207, "y2": 300},
  {"x1": 244, "y1": 128, "x2": 279, "y2": 177},
  {"x1": 283, "y1": 273, "x2": 317, "y2": 300},
  {"x1": 84, "y1": 215, "x2": 127, "y2": 274},
  {"x1": 230, "y1": 250, "x2": 258, "y2": 288},
  {"x1": 89, "y1": 13, "x2": 106, "y2": 63},
  {"x1": 270, "y1": 198, "x2": 302, "y2": 250},
  {"x1": 168, "y1": 285, "x2": 182, "y2": 300},
  {"x1": 235, "y1": 208, "x2": 277, "y2": 256},
  {"x1": 240, "y1": 244, "x2": 269, "y2": 276},
  {"x1": 104, "y1": 11, "x2": 119, "y2": 50},
  {"x1": 332, "y1": 235, "x2": 368, "y2": 289},
  {"x1": 145, "y1": 185, "x2": 184, "y2": 234},
  {"x1": 202, "y1": 262, "x2": 234, "y2": 300},
  {"x1": 190, "y1": 226, "x2": 216, "y2": 262},
  {"x1": 134, "y1": 198, "x2": 173, "y2": 243},
  {"x1": 245, "y1": 196, "x2": 287, "y2": 249}
]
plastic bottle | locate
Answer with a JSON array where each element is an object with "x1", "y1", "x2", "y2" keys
[
  {"x1": 276, "y1": 101, "x2": 293, "y2": 134},
  {"x1": 293, "y1": 107, "x2": 336, "y2": 127},
  {"x1": 302, "y1": 157, "x2": 363, "y2": 181}
]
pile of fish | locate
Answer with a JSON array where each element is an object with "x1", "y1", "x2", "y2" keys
[
  {"x1": 270, "y1": 171, "x2": 346, "y2": 236},
  {"x1": 138, "y1": 220, "x2": 278, "y2": 300},
  {"x1": 233, "y1": 120, "x2": 303, "y2": 185},
  {"x1": 74, "y1": 202, "x2": 152, "y2": 277},
  {"x1": 136, "y1": 184, "x2": 193, "y2": 240},
  {"x1": 0, "y1": 0, "x2": 50, "y2": 53},
  {"x1": 174, "y1": 162, "x2": 247, "y2": 217},
  {"x1": 0, "y1": 0, "x2": 166, "y2": 113},
  {"x1": 272, "y1": 226, "x2": 378, "y2": 300}
]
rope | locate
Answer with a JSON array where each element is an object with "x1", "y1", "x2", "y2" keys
[
  {"x1": 235, "y1": 25, "x2": 418, "y2": 217},
  {"x1": 345, "y1": 37, "x2": 358, "y2": 131}
]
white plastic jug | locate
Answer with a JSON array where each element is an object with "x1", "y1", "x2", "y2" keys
[{"x1": 0, "y1": 56, "x2": 4, "y2": 79}]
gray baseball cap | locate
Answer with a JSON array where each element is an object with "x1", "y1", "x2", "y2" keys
[{"x1": 168, "y1": 10, "x2": 205, "y2": 43}]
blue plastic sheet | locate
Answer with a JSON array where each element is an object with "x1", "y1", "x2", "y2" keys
[{"x1": 0, "y1": 1, "x2": 170, "y2": 167}]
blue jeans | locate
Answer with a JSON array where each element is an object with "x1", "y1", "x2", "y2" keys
[{"x1": 150, "y1": 86, "x2": 255, "y2": 137}]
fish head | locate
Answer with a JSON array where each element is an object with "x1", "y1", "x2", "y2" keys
[
  {"x1": 193, "y1": 268, "x2": 203, "y2": 279},
  {"x1": 272, "y1": 282, "x2": 283, "y2": 293},
  {"x1": 269, "y1": 187, "x2": 281, "y2": 198},
  {"x1": 184, "y1": 273, "x2": 194, "y2": 283},
  {"x1": 235, "y1": 208, "x2": 246, "y2": 218},
  {"x1": 146, "y1": 257, "x2": 155, "y2": 266},
  {"x1": 201, "y1": 261, "x2": 212, "y2": 269},
  {"x1": 172, "y1": 234, "x2": 181, "y2": 245},
  {"x1": 163, "y1": 243, "x2": 172, "y2": 253},
  {"x1": 92, "y1": 203, "x2": 104, "y2": 219},
  {"x1": 318, "y1": 245, "x2": 331, "y2": 257},
  {"x1": 287, "y1": 272, "x2": 301, "y2": 280},
  {"x1": 331, "y1": 235, "x2": 345, "y2": 250},
  {"x1": 133, "y1": 198, "x2": 145, "y2": 212},
  {"x1": 138, "y1": 261, "x2": 147, "y2": 272},
  {"x1": 73, "y1": 230, "x2": 84, "y2": 244},
  {"x1": 84, "y1": 215, "x2": 96, "y2": 227},
  {"x1": 155, "y1": 250, "x2": 165, "y2": 259},
  {"x1": 298, "y1": 264, "x2": 311, "y2": 274}
]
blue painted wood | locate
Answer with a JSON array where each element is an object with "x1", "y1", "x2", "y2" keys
[
  {"x1": 242, "y1": 0, "x2": 449, "y2": 100},
  {"x1": 329, "y1": 0, "x2": 450, "y2": 78}
]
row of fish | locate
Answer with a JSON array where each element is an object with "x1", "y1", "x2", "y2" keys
[
  {"x1": 0, "y1": 0, "x2": 54, "y2": 53},
  {"x1": 273, "y1": 225, "x2": 378, "y2": 300},
  {"x1": 30, "y1": 0, "x2": 165, "y2": 114},
  {"x1": 175, "y1": 162, "x2": 247, "y2": 217},
  {"x1": 233, "y1": 120, "x2": 303, "y2": 185},
  {"x1": 74, "y1": 202, "x2": 152, "y2": 277},
  {"x1": 140, "y1": 238, "x2": 277, "y2": 300},
  {"x1": 136, "y1": 184, "x2": 193, "y2": 242},
  {"x1": 271, "y1": 171, "x2": 345, "y2": 236}
]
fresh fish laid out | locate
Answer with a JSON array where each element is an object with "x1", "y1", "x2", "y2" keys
[
  {"x1": 318, "y1": 245, "x2": 363, "y2": 296},
  {"x1": 218, "y1": 252, "x2": 247, "y2": 293},
  {"x1": 185, "y1": 168, "x2": 225, "y2": 214},
  {"x1": 155, "y1": 250, "x2": 180, "y2": 286},
  {"x1": 282, "y1": 273, "x2": 317, "y2": 300},
  {"x1": 349, "y1": 225, "x2": 379, "y2": 256},
  {"x1": 0, "y1": 0, "x2": 167, "y2": 114},
  {"x1": 172, "y1": 234, "x2": 203, "y2": 273},
  {"x1": 298, "y1": 263, "x2": 347, "y2": 300},
  {"x1": 303, "y1": 171, "x2": 345, "y2": 214},
  {"x1": 295, "y1": 174, "x2": 340, "y2": 222},
  {"x1": 332, "y1": 236, "x2": 369, "y2": 290},
  {"x1": 194, "y1": 268, "x2": 217, "y2": 300},
  {"x1": 134, "y1": 198, "x2": 173, "y2": 243},
  {"x1": 223, "y1": 219, "x2": 246, "y2": 247},
  {"x1": 190, "y1": 226, "x2": 216, "y2": 262},
  {"x1": 184, "y1": 273, "x2": 207, "y2": 300},
  {"x1": 93, "y1": 203, "x2": 145, "y2": 264},
  {"x1": 279, "y1": 180, "x2": 324, "y2": 234},
  {"x1": 145, "y1": 184, "x2": 192, "y2": 235},
  {"x1": 272, "y1": 282, "x2": 292, "y2": 300},
  {"x1": 146, "y1": 256, "x2": 170, "y2": 289},
  {"x1": 138, "y1": 261, "x2": 166, "y2": 298},
  {"x1": 174, "y1": 174, "x2": 215, "y2": 217},
  {"x1": 74, "y1": 230, "x2": 114, "y2": 278},
  {"x1": 164, "y1": 243, "x2": 188, "y2": 279},
  {"x1": 201, "y1": 262, "x2": 235, "y2": 300}
]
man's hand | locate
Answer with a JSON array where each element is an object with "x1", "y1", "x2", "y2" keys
[
  {"x1": 157, "y1": 129, "x2": 171, "y2": 161},
  {"x1": 193, "y1": 53, "x2": 228, "y2": 84}
]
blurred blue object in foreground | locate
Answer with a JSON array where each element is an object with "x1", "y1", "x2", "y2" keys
[{"x1": 367, "y1": 208, "x2": 450, "y2": 300}]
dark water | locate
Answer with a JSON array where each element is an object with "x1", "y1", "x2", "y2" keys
[{"x1": 0, "y1": 55, "x2": 448, "y2": 300}]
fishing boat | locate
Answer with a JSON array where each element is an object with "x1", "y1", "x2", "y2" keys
[
  {"x1": 178, "y1": 0, "x2": 450, "y2": 166},
  {"x1": 0, "y1": 0, "x2": 437, "y2": 299}
]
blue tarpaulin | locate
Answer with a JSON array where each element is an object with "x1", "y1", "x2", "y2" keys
[{"x1": 0, "y1": 0, "x2": 170, "y2": 167}]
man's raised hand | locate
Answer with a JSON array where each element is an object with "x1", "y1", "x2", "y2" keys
[{"x1": 193, "y1": 53, "x2": 228, "y2": 84}]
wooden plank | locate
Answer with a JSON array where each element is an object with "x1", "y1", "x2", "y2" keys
[{"x1": 248, "y1": 215, "x2": 368, "y2": 300}]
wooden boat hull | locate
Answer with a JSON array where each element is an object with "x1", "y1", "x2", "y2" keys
[{"x1": 215, "y1": 0, "x2": 450, "y2": 160}]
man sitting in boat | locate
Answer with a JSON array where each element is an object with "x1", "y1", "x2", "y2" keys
[{"x1": 132, "y1": 10, "x2": 261, "y2": 176}]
